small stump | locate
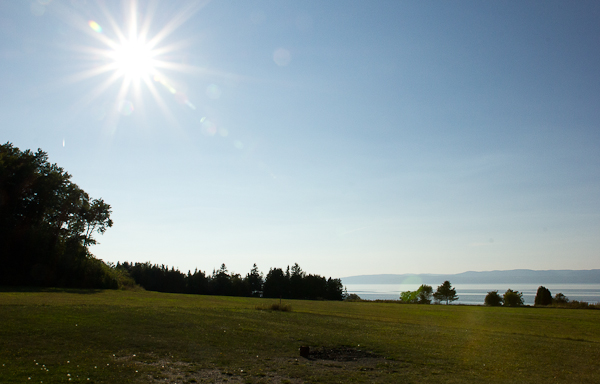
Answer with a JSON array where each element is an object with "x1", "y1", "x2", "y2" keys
[{"x1": 299, "y1": 346, "x2": 310, "y2": 358}]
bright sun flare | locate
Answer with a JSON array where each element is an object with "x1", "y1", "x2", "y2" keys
[
  {"x1": 110, "y1": 39, "x2": 156, "y2": 80},
  {"x1": 67, "y1": 1, "x2": 208, "y2": 124}
]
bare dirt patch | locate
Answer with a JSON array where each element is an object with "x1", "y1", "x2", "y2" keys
[
  {"x1": 306, "y1": 346, "x2": 380, "y2": 362},
  {"x1": 131, "y1": 356, "x2": 303, "y2": 384},
  {"x1": 122, "y1": 347, "x2": 384, "y2": 383}
]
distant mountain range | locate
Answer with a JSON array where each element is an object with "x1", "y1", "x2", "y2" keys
[{"x1": 341, "y1": 269, "x2": 600, "y2": 285}]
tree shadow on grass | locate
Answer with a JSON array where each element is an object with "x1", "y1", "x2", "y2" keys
[{"x1": 0, "y1": 286, "x2": 103, "y2": 294}]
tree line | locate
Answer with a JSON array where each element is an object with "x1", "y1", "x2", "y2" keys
[
  {"x1": 6, "y1": 143, "x2": 596, "y2": 307},
  {"x1": 115, "y1": 262, "x2": 345, "y2": 300},
  {"x1": 0, "y1": 143, "x2": 344, "y2": 300},
  {"x1": 397, "y1": 281, "x2": 459, "y2": 304},
  {"x1": 484, "y1": 286, "x2": 599, "y2": 309},
  {"x1": 349, "y1": 283, "x2": 598, "y2": 309}
]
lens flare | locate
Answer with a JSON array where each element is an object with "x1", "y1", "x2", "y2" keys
[
  {"x1": 206, "y1": 84, "x2": 222, "y2": 99},
  {"x1": 118, "y1": 100, "x2": 134, "y2": 116},
  {"x1": 153, "y1": 75, "x2": 195, "y2": 109},
  {"x1": 88, "y1": 20, "x2": 102, "y2": 34}
]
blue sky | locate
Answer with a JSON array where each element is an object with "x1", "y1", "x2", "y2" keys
[{"x1": 2, "y1": 0, "x2": 599, "y2": 278}]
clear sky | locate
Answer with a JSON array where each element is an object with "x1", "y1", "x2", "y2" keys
[{"x1": 2, "y1": 0, "x2": 599, "y2": 278}]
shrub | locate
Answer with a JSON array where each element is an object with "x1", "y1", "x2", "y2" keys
[
  {"x1": 554, "y1": 293, "x2": 569, "y2": 304},
  {"x1": 503, "y1": 289, "x2": 524, "y2": 307},
  {"x1": 484, "y1": 290, "x2": 503, "y2": 306},
  {"x1": 344, "y1": 293, "x2": 362, "y2": 301}
]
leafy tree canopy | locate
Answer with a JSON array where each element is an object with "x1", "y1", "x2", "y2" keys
[
  {"x1": 400, "y1": 284, "x2": 432, "y2": 304},
  {"x1": 1, "y1": 142, "x2": 113, "y2": 287}
]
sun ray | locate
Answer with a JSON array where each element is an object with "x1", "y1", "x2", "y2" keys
[
  {"x1": 138, "y1": 1, "x2": 158, "y2": 43},
  {"x1": 48, "y1": 0, "x2": 226, "y2": 136},
  {"x1": 149, "y1": 39, "x2": 194, "y2": 57},
  {"x1": 97, "y1": 1, "x2": 127, "y2": 44},
  {"x1": 59, "y1": 71, "x2": 124, "y2": 129},
  {"x1": 146, "y1": 0, "x2": 210, "y2": 49},
  {"x1": 60, "y1": 63, "x2": 117, "y2": 85},
  {"x1": 145, "y1": 79, "x2": 186, "y2": 132},
  {"x1": 125, "y1": 1, "x2": 138, "y2": 42}
]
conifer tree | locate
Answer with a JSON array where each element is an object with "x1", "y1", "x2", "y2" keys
[{"x1": 433, "y1": 281, "x2": 458, "y2": 305}]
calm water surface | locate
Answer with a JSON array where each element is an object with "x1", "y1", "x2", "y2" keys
[{"x1": 344, "y1": 283, "x2": 600, "y2": 305}]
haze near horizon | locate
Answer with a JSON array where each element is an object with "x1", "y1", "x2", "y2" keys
[{"x1": 2, "y1": 0, "x2": 599, "y2": 278}]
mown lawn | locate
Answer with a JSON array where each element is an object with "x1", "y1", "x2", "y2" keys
[{"x1": 1, "y1": 288, "x2": 599, "y2": 383}]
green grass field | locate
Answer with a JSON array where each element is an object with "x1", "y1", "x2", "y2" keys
[{"x1": 1, "y1": 289, "x2": 599, "y2": 383}]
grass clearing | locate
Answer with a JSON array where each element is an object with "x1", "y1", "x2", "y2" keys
[{"x1": 1, "y1": 288, "x2": 599, "y2": 383}]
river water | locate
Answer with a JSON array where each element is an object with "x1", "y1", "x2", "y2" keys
[{"x1": 343, "y1": 283, "x2": 600, "y2": 305}]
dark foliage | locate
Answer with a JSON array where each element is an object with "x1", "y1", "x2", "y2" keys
[
  {"x1": 484, "y1": 290, "x2": 503, "y2": 306},
  {"x1": 0, "y1": 144, "x2": 345, "y2": 300},
  {"x1": 503, "y1": 289, "x2": 524, "y2": 307},
  {"x1": 433, "y1": 281, "x2": 459, "y2": 304},
  {"x1": 554, "y1": 292, "x2": 569, "y2": 304},
  {"x1": 552, "y1": 300, "x2": 600, "y2": 309},
  {"x1": 117, "y1": 262, "x2": 345, "y2": 301},
  {"x1": 262, "y1": 267, "x2": 289, "y2": 298},
  {"x1": 0, "y1": 143, "x2": 117, "y2": 288},
  {"x1": 344, "y1": 293, "x2": 362, "y2": 301},
  {"x1": 246, "y1": 263, "x2": 264, "y2": 297},
  {"x1": 261, "y1": 264, "x2": 343, "y2": 300},
  {"x1": 534, "y1": 286, "x2": 553, "y2": 306}
]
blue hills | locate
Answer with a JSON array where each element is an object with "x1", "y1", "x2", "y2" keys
[{"x1": 342, "y1": 269, "x2": 600, "y2": 285}]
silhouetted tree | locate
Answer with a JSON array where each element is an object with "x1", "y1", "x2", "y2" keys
[
  {"x1": 484, "y1": 290, "x2": 503, "y2": 306},
  {"x1": 303, "y1": 274, "x2": 328, "y2": 299},
  {"x1": 433, "y1": 281, "x2": 458, "y2": 305},
  {"x1": 534, "y1": 286, "x2": 553, "y2": 306},
  {"x1": 122, "y1": 262, "x2": 186, "y2": 293},
  {"x1": 246, "y1": 263, "x2": 264, "y2": 297},
  {"x1": 116, "y1": 260, "x2": 345, "y2": 301},
  {"x1": 230, "y1": 272, "x2": 249, "y2": 296},
  {"x1": 0, "y1": 142, "x2": 114, "y2": 288},
  {"x1": 210, "y1": 264, "x2": 233, "y2": 296},
  {"x1": 186, "y1": 268, "x2": 209, "y2": 294},
  {"x1": 325, "y1": 278, "x2": 344, "y2": 301},
  {"x1": 263, "y1": 268, "x2": 289, "y2": 298},
  {"x1": 289, "y1": 263, "x2": 305, "y2": 299}
]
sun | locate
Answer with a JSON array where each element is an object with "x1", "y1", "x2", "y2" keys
[
  {"x1": 109, "y1": 38, "x2": 156, "y2": 81},
  {"x1": 63, "y1": 1, "x2": 208, "y2": 124}
]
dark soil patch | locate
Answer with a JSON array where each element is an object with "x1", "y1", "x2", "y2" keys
[{"x1": 308, "y1": 346, "x2": 380, "y2": 362}]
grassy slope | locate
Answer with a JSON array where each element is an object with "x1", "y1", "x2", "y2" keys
[{"x1": 1, "y1": 289, "x2": 599, "y2": 383}]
